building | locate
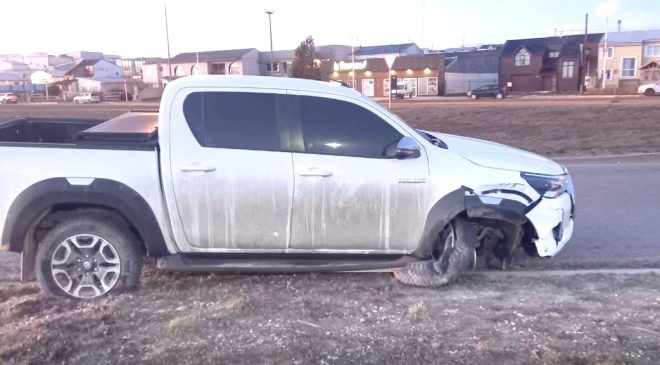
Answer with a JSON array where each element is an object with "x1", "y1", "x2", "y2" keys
[
  {"x1": 499, "y1": 33, "x2": 603, "y2": 93},
  {"x1": 599, "y1": 29, "x2": 660, "y2": 92},
  {"x1": 443, "y1": 50, "x2": 499, "y2": 94},
  {"x1": 141, "y1": 49, "x2": 259, "y2": 86},
  {"x1": 322, "y1": 54, "x2": 444, "y2": 97},
  {"x1": 258, "y1": 45, "x2": 351, "y2": 77}
]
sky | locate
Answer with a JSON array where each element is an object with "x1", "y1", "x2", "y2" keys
[{"x1": 1, "y1": 0, "x2": 659, "y2": 58}]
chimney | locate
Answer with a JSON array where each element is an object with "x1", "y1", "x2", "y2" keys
[{"x1": 617, "y1": 19, "x2": 622, "y2": 32}]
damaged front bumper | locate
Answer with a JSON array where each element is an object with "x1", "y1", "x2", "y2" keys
[{"x1": 526, "y1": 192, "x2": 575, "y2": 257}]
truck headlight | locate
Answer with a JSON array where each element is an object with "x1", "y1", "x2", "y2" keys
[{"x1": 521, "y1": 172, "x2": 569, "y2": 198}]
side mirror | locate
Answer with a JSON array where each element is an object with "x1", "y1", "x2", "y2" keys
[{"x1": 396, "y1": 136, "x2": 421, "y2": 159}]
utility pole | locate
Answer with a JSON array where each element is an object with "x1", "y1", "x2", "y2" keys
[
  {"x1": 164, "y1": 0, "x2": 173, "y2": 82},
  {"x1": 266, "y1": 10, "x2": 275, "y2": 76},
  {"x1": 581, "y1": 13, "x2": 588, "y2": 93},
  {"x1": 601, "y1": 16, "x2": 608, "y2": 90}
]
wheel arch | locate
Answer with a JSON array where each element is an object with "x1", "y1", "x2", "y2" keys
[{"x1": 3, "y1": 178, "x2": 169, "y2": 280}]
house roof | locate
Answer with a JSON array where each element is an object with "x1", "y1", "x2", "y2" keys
[
  {"x1": 171, "y1": 49, "x2": 256, "y2": 63},
  {"x1": 258, "y1": 45, "x2": 352, "y2": 63},
  {"x1": 603, "y1": 29, "x2": 660, "y2": 45},
  {"x1": 354, "y1": 43, "x2": 421, "y2": 56},
  {"x1": 65, "y1": 59, "x2": 98, "y2": 75},
  {"x1": 444, "y1": 50, "x2": 499, "y2": 73},
  {"x1": 501, "y1": 33, "x2": 604, "y2": 57},
  {"x1": 0, "y1": 71, "x2": 26, "y2": 81}
]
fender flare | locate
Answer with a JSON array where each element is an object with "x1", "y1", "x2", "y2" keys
[
  {"x1": 2, "y1": 177, "x2": 169, "y2": 257},
  {"x1": 413, "y1": 188, "x2": 532, "y2": 258}
]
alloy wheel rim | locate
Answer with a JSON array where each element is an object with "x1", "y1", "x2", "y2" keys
[{"x1": 50, "y1": 234, "x2": 121, "y2": 298}]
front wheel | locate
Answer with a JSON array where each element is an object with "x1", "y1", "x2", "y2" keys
[
  {"x1": 36, "y1": 215, "x2": 142, "y2": 299},
  {"x1": 394, "y1": 217, "x2": 477, "y2": 287},
  {"x1": 470, "y1": 94, "x2": 478, "y2": 100},
  {"x1": 495, "y1": 93, "x2": 504, "y2": 99},
  {"x1": 645, "y1": 88, "x2": 656, "y2": 96}
]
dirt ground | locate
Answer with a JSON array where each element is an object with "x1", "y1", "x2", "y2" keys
[
  {"x1": 1, "y1": 98, "x2": 660, "y2": 364},
  {"x1": 0, "y1": 257, "x2": 659, "y2": 365}
]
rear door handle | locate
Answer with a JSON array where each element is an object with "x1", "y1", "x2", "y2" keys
[
  {"x1": 297, "y1": 168, "x2": 333, "y2": 177},
  {"x1": 179, "y1": 164, "x2": 216, "y2": 172}
]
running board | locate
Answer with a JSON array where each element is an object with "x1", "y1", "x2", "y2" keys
[{"x1": 156, "y1": 253, "x2": 419, "y2": 273}]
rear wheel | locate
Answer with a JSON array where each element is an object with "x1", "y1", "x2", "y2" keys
[
  {"x1": 495, "y1": 93, "x2": 504, "y2": 99},
  {"x1": 36, "y1": 215, "x2": 142, "y2": 299},
  {"x1": 644, "y1": 88, "x2": 656, "y2": 96},
  {"x1": 470, "y1": 94, "x2": 478, "y2": 100}
]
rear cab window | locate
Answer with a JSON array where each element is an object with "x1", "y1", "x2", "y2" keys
[{"x1": 182, "y1": 91, "x2": 284, "y2": 151}]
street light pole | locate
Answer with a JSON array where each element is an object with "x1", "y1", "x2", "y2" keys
[
  {"x1": 266, "y1": 10, "x2": 275, "y2": 76},
  {"x1": 164, "y1": 0, "x2": 173, "y2": 82}
]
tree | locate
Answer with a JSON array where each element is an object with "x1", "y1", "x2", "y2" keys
[{"x1": 289, "y1": 36, "x2": 321, "y2": 80}]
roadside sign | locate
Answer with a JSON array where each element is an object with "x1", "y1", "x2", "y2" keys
[{"x1": 384, "y1": 55, "x2": 397, "y2": 70}]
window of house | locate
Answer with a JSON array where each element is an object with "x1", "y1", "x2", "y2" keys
[
  {"x1": 296, "y1": 95, "x2": 403, "y2": 158},
  {"x1": 606, "y1": 47, "x2": 614, "y2": 58},
  {"x1": 283, "y1": 62, "x2": 289, "y2": 74},
  {"x1": 209, "y1": 63, "x2": 226, "y2": 75},
  {"x1": 549, "y1": 51, "x2": 560, "y2": 58},
  {"x1": 174, "y1": 65, "x2": 185, "y2": 77},
  {"x1": 183, "y1": 92, "x2": 281, "y2": 151},
  {"x1": 562, "y1": 61, "x2": 575, "y2": 78},
  {"x1": 228, "y1": 63, "x2": 241, "y2": 74},
  {"x1": 514, "y1": 48, "x2": 530, "y2": 66},
  {"x1": 621, "y1": 57, "x2": 636, "y2": 77},
  {"x1": 159, "y1": 65, "x2": 164, "y2": 72},
  {"x1": 191, "y1": 64, "x2": 201, "y2": 75},
  {"x1": 266, "y1": 63, "x2": 280, "y2": 72},
  {"x1": 645, "y1": 45, "x2": 660, "y2": 57},
  {"x1": 85, "y1": 65, "x2": 94, "y2": 76}
]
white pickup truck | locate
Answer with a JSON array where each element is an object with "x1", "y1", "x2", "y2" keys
[{"x1": 0, "y1": 76, "x2": 575, "y2": 299}]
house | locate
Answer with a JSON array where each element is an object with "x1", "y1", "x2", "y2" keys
[
  {"x1": 443, "y1": 50, "x2": 499, "y2": 94},
  {"x1": 321, "y1": 54, "x2": 444, "y2": 97},
  {"x1": 353, "y1": 43, "x2": 424, "y2": 60},
  {"x1": 258, "y1": 45, "x2": 351, "y2": 77},
  {"x1": 63, "y1": 59, "x2": 124, "y2": 94},
  {"x1": 599, "y1": 29, "x2": 660, "y2": 92},
  {"x1": 141, "y1": 49, "x2": 259, "y2": 86},
  {"x1": 499, "y1": 33, "x2": 603, "y2": 93},
  {"x1": 0, "y1": 60, "x2": 30, "y2": 72}
]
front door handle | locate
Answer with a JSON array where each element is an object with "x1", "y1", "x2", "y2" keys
[
  {"x1": 297, "y1": 168, "x2": 333, "y2": 177},
  {"x1": 179, "y1": 164, "x2": 216, "y2": 172}
]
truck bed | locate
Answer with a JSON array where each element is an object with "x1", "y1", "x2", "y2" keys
[{"x1": 0, "y1": 112, "x2": 158, "y2": 148}]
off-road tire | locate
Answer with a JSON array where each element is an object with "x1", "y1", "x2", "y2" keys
[
  {"x1": 36, "y1": 215, "x2": 143, "y2": 299},
  {"x1": 394, "y1": 217, "x2": 477, "y2": 287}
]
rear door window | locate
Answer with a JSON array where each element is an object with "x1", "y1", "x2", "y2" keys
[
  {"x1": 295, "y1": 95, "x2": 403, "y2": 158},
  {"x1": 183, "y1": 91, "x2": 282, "y2": 151}
]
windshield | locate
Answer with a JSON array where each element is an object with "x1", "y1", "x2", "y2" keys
[{"x1": 395, "y1": 85, "x2": 406, "y2": 90}]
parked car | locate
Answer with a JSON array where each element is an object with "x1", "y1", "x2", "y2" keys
[
  {"x1": 0, "y1": 93, "x2": 19, "y2": 104},
  {"x1": 0, "y1": 76, "x2": 575, "y2": 299},
  {"x1": 391, "y1": 82, "x2": 414, "y2": 99},
  {"x1": 638, "y1": 81, "x2": 660, "y2": 96},
  {"x1": 467, "y1": 85, "x2": 508, "y2": 100},
  {"x1": 73, "y1": 92, "x2": 101, "y2": 104}
]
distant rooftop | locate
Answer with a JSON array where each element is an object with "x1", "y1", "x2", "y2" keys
[
  {"x1": 171, "y1": 48, "x2": 257, "y2": 63},
  {"x1": 501, "y1": 33, "x2": 604, "y2": 57},
  {"x1": 603, "y1": 29, "x2": 660, "y2": 45},
  {"x1": 354, "y1": 43, "x2": 421, "y2": 56}
]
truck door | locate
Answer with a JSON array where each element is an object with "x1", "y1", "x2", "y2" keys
[
  {"x1": 285, "y1": 92, "x2": 430, "y2": 252},
  {"x1": 164, "y1": 89, "x2": 293, "y2": 250}
]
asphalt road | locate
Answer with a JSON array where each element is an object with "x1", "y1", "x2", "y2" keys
[{"x1": 518, "y1": 154, "x2": 660, "y2": 270}]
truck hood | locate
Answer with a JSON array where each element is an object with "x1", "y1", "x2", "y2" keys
[{"x1": 424, "y1": 131, "x2": 565, "y2": 175}]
